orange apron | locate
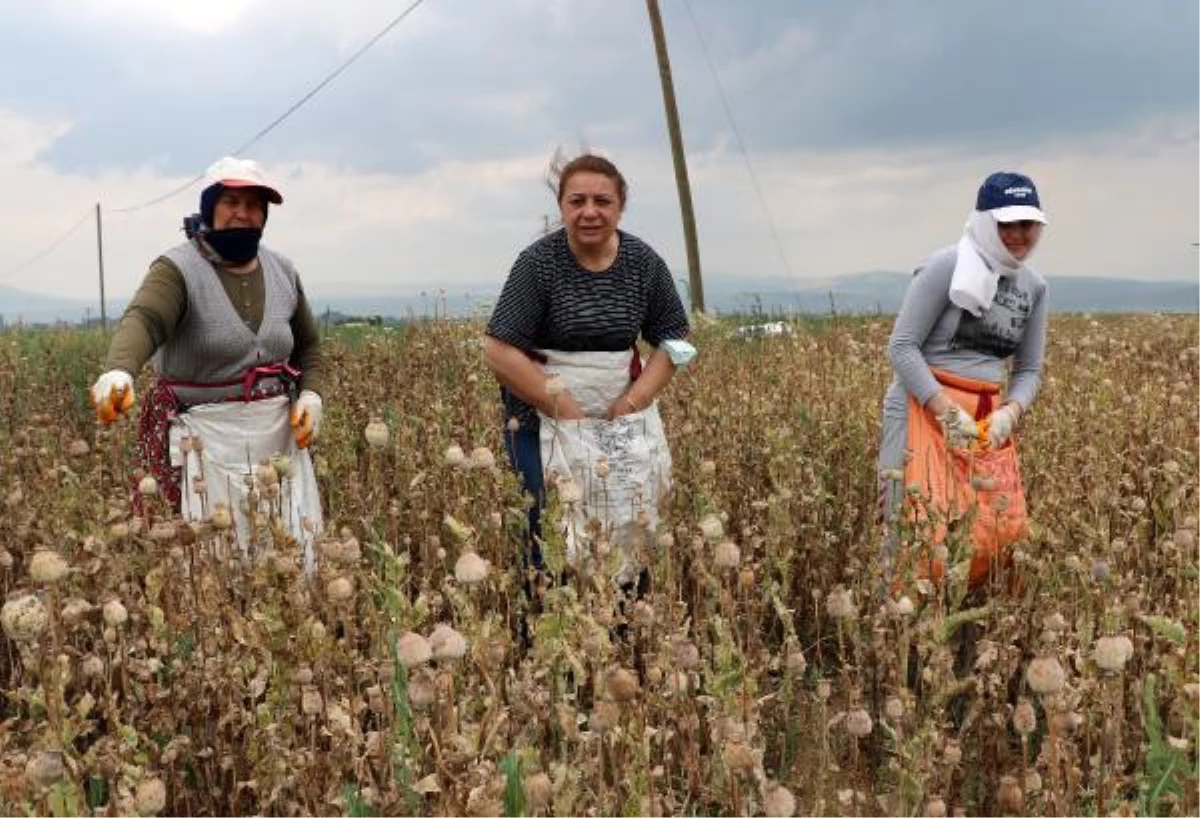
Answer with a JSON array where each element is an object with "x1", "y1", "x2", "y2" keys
[{"x1": 900, "y1": 369, "x2": 1028, "y2": 590}]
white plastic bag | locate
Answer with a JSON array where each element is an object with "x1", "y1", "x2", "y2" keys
[
  {"x1": 537, "y1": 349, "x2": 672, "y2": 583},
  {"x1": 169, "y1": 395, "x2": 322, "y2": 573}
]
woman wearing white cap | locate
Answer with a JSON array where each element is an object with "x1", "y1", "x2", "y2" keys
[
  {"x1": 90, "y1": 156, "x2": 325, "y2": 570},
  {"x1": 877, "y1": 171, "x2": 1050, "y2": 594}
]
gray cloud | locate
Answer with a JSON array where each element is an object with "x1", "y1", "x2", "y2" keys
[
  {"x1": 3, "y1": 0, "x2": 1193, "y2": 180},
  {"x1": 1, "y1": 2, "x2": 664, "y2": 174},
  {"x1": 669, "y1": 0, "x2": 1198, "y2": 152}
]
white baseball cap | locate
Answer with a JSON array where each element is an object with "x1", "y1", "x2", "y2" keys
[{"x1": 204, "y1": 156, "x2": 283, "y2": 204}]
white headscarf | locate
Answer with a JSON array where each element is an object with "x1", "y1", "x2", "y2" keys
[{"x1": 948, "y1": 211, "x2": 1027, "y2": 316}]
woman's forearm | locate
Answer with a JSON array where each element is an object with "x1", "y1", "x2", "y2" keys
[
  {"x1": 483, "y1": 336, "x2": 584, "y2": 418},
  {"x1": 483, "y1": 336, "x2": 548, "y2": 410},
  {"x1": 625, "y1": 349, "x2": 676, "y2": 409},
  {"x1": 925, "y1": 390, "x2": 954, "y2": 416}
]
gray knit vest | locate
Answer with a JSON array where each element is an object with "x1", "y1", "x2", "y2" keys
[{"x1": 154, "y1": 241, "x2": 298, "y2": 401}]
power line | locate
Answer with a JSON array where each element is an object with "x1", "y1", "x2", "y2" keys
[
  {"x1": 108, "y1": 173, "x2": 206, "y2": 214},
  {"x1": 681, "y1": 0, "x2": 794, "y2": 280},
  {"x1": 1, "y1": 0, "x2": 431, "y2": 291},
  {"x1": 0, "y1": 206, "x2": 95, "y2": 285},
  {"x1": 112, "y1": 0, "x2": 430, "y2": 214},
  {"x1": 229, "y1": 0, "x2": 429, "y2": 158}
]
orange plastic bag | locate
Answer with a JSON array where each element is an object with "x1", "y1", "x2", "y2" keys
[{"x1": 899, "y1": 370, "x2": 1028, "y2": 590}]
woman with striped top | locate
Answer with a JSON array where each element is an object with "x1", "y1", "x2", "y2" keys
[{"x1": 484, "y1": 153, "x2": 691, "y2": 573}]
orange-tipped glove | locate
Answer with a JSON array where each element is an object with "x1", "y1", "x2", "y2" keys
[
  {"x1": 985, "y1": 403, "x2": 1020, "y2": 450},
  {"x1": 290, "y1": 389, "x2": 323, "y2": 449},
  {"x1": 89, "y1": 370, "x2": 135, "y2": 425},
  {"x1": 937, "y1": 405, "x2": 978, "y2": 450}
]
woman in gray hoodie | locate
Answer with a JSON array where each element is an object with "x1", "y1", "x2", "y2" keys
[{"x1": 878, "y1": 171, "x2": 1049, "y2": 591}]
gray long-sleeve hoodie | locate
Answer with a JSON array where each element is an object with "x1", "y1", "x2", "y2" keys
[{"x1": 877, "y1": 244, "x2": 1048, "y2": 472}]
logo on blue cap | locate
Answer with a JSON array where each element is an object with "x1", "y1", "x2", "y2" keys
[{"x1": 976, "y1": 172, "x2": 1041, "y2": 212}]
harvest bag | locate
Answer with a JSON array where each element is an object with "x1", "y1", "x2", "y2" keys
[
  {"x1": 169, "y1": 396, "x2": 322, "y2": 573},
  {"x1": 537, "y1": 349, "x2": 672, "y2": 584},
  {"x1": 901, "y1": 369, "x2": 1028, "y2": 590}
]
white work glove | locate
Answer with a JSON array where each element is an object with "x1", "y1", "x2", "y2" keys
[
  {"x1": 938, "y1": 405, "x2": 978, "y2": 450},
  {"x1": 89, "y1": 369, "x2": 135, "y2": 425},
  {"x1": 290, "y1": 389, "x2": 323, "y2": 448},
  {"x1": 986, "y1": 404, "x2": 1020, "y2": 450}
]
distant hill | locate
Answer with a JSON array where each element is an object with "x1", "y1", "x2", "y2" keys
[
  {"x1": 0, "y1": 286, "x2": 121, "y2": 326},
  {"x1": 2, "y1": 273, "x2": 1195, "y2": 326},
  {"x1": 700, "y1": 272, "x2": 1199, "y2": 316}
]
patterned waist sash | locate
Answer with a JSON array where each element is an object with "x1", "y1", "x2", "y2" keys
[{"x1": 134, "y1": 363, "x2": 300, "y2": 510}]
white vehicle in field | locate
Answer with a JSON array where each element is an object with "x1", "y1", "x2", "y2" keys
[{"x1": 734, "y1": 321, "x2": 792, "y2": 339}]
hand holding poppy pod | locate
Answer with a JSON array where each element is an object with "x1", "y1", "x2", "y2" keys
[
  {"x1": 90, "y1": 370, "x2": 136, "y2": 424},
  {"x1": 290, "y1": 389, "x2": 323, "y2": 448},
  {"x1": 937, "y1": 405, "x2": 978, "y2": 450},
  {"x1": 984, "y1": 403, "x2": 1021, "y2": 450}
]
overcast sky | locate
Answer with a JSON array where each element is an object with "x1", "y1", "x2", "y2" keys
[{"x1": 0, "y1": 0, "x2": 1195, "y2": 306}]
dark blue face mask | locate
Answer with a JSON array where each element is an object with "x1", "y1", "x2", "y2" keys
[
  {"x1": 194, "y1": 182, "x2": 269, "y2": 264},
  {"x1": 204, "y1": 227, "x2": 263, "y2": 265}
]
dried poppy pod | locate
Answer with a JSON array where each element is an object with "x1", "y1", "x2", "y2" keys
[
  {"x1": 995, "y1": 775, "x2": 1023, "y2": 814},
  {"x1": 1093, "y1": 635, "x2": 1134, "y2": 673},
  {"x1": 845, "y1": 708, "x2": 873, "y2": 738},
  {"x1": 363, "y1": 418, "x2": 389, "y2": 449},
  {"x1": 209, "y1": 503, "x2": 233, "y2": 531},
  {"x1": 2, "y1": 594, "x2": 49, "y2": 642},
  {"x1": 671, "y1": 638, "x2": 701, "y2": 671},
  {"x1": 80, "y1": 654, "x2": 105, "y2": 679},
  {"x1": 604, "y1": 666, "x2": 640, "y2": 702},
  {"x1": 469, "y1": 446, "x2": 496, "y2": 469},
  {"x1": 1026, "y1": 656, "x2": 1066, "y2": 695},
  {"x1": 396, "y1": 632, "x2": 432, "y2": 668},
  {"x1": 763, "y1": 783, "x2": 796, "y2": 817},
  {"x1": 24, "y1": 750, "x2": 66, "y2": 791},
  {"x1": 134, "y1": 777, "x2": 167, "y2": 816},
  {"x1": 325, "y1": 576, "x2": 354, "y2": 603},
  {"x1": 454, "y1": 551, "x2": 489, "y2": 584},
  {"x1": 698, "y1": 513, "x2": 724, "y2": 542},
  {"x1": 722, "y1": 740, "x2": 756, "y2": 773},
  {"x1": 28, "y1": 550, "x2": 69, "y2": 584},
  {"x1": 522, "y1": 772, "x2": 552, "y2": 813},
  {"x1": 825, "y1": 586, "x2": 856, "y2": 620},
  {"x1": 924, "y1": 796, "x2": 947, "y2": 818},
  {"x1": 1012, "y1": 697, "x2": 1037, "y2": 735},
  {"x1": 428, "y1": 623, "x2": 467, "y2": 662},
  {"x1": 714, "y1": 540, "x2": 741, "y2": 569},
  {"x1": 102, "y1": 599, "x2": 128, "y2": 628}
]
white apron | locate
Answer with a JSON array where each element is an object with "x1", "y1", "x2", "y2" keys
[
  {"x1": 168, "y1": 396, "x2": 322, "y2": 573},
  {"x1": 537, "y1": 349, "x2": 672, "y2": 585}
]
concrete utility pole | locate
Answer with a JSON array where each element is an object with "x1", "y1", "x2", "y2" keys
[
  {"x1": 646, "y1": 0, "x2": 704, "y2": 313},
  {"x1": 95, "y1": 202, "x2": 108, "y2": 332}
]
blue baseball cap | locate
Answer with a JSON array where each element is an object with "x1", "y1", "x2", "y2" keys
[{"x1": 976, "y1": 172, "x2": 1047, "y2": 224}]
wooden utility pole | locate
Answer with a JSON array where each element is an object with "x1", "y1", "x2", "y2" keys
[
  {"x1": 95, "y1": 202, "x2": 108, "y2": 332},
  {"x1": 646, "y1": 0, "x2": 704, "y2": 313}
]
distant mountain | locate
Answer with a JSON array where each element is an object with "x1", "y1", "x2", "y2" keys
[
  {"x1": 693, "y1": 272, "x2": 1199, "y2": 316},
  {"x1": 0, "y1": 286, "x2": 123, "y2": 325},
  {"x1": 2, "y1": 273, "x2": 1195, "y2": 326}
]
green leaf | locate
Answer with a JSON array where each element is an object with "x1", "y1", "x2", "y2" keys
[
  {"x1": 500, "y1": 751, "x2": 526, "y2": 818},
  {"x1": 1137, "y1": 615, "x2": 1187, "y2": 646}
]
